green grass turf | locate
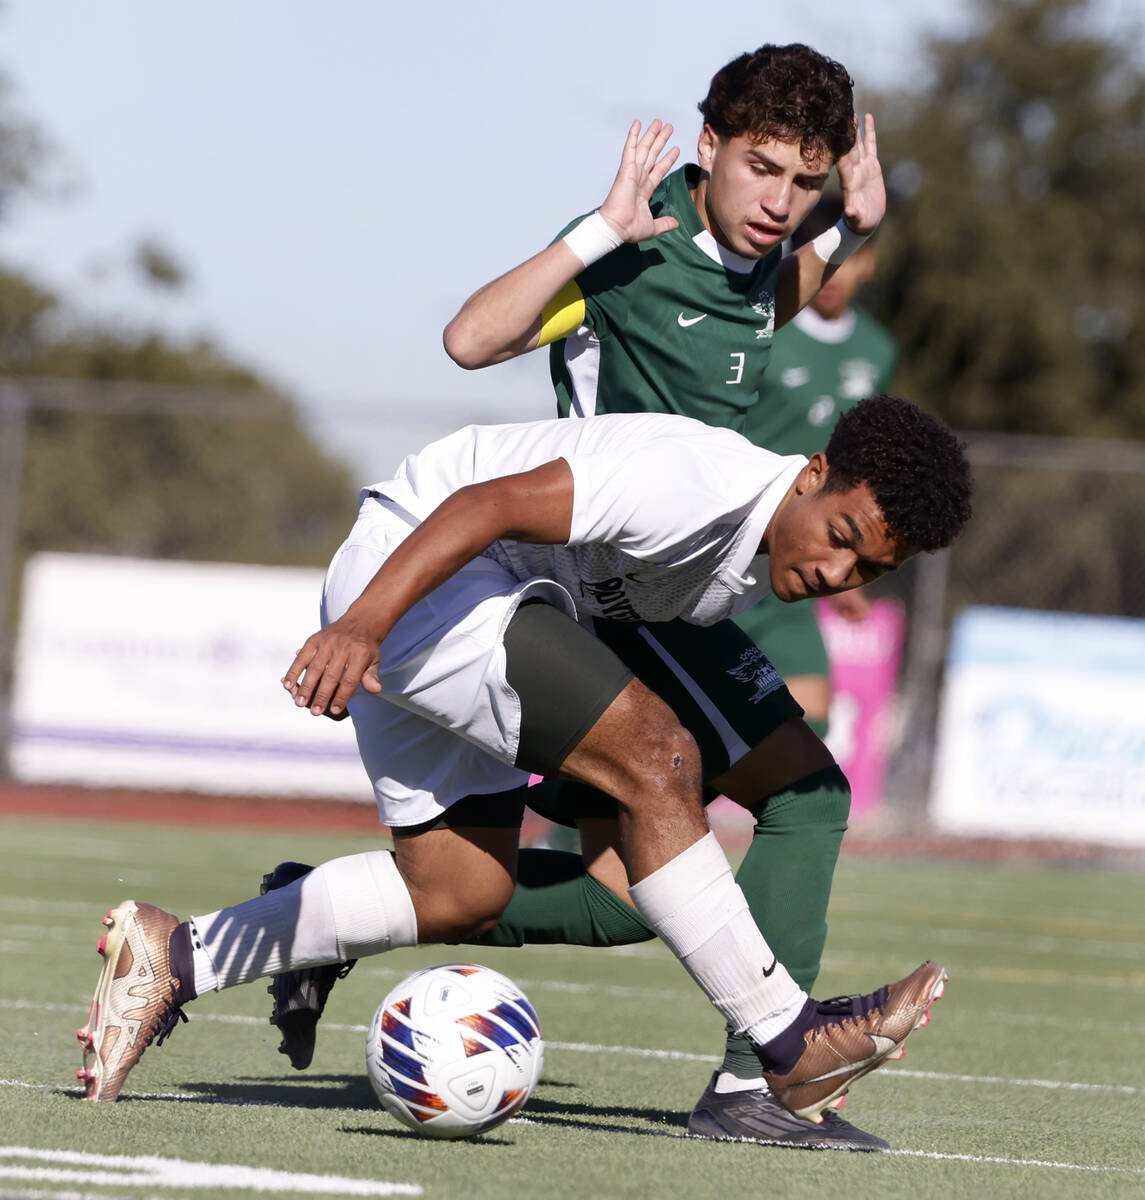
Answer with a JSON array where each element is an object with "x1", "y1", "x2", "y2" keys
[{"x1": 3, "y1": 813, "x2": 1144, "y2": 1199}]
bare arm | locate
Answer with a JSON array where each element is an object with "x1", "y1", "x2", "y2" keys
[
  {"x1": 775, "y1": 113, "x2": 885, "y2": 328},
  {"x1": 442, "y1": 120, "x2": 680, "y2": 369},
  {"x1": 282, "y1": 459, "x2": 574, "y2": 717}
]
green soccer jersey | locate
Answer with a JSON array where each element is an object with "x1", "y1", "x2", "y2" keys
[
  {"x1": 741, "y1": 304, "x2": 898, "y2": 457},
  {"x1": 550, "y1": 164, "x2": 781, "y2": 435}
]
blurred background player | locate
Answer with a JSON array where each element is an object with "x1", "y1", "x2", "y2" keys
[
  {"x1": 266, "y1": 43, "x2": 897, "y2": 1151},
  {"x1": 737, "y1": 193, "x2": 898, "y2": 736}
]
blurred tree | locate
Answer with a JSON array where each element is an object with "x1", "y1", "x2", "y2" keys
[
  {"x1": 0, "y1": 69, "x2": 47, "y2": 218},
  {"x1": 0, "y1": 53, "x2": 355, "y2": 571},
  {"x1": 133, "y1": 237, "x2": 189, "y2": 291},
  {"x1": 0, "y1": 288, "x2": 356, "y2": 568},
  {"x1": 872, "y1": 0, "x2": 1145, "y2": 437}
]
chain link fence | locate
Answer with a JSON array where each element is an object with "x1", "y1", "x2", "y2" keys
[{"x1": 883, "y1": 430, "x2": 1145, "y2": 822}]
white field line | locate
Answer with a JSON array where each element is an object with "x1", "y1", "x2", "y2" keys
[
  {"x1": 540, "y1": 1043, "x2": 1145, "y2": 1096},
  {"x1": 9, "y1": 999, "x2": 1143, "y2": 1099},
  {"x1": 13, "y1": 923, "x2": 1145, "y2": 992},
  {"x1": 26, "y1": 996, "x2": 1145, "y2": 1087},
  {"x1": 0, "y1": 1147, "x2": 420, "y2": 1196},
  {"x1": 884, "y1": 1149, "x2": 1145, "y2": 1173},
  {"x1": 510, "y1": 1117, "x2": 1145, "y2": 1175},
  {"x1": 4, "y1": 1089, "x2": 1142, "y2": 1179}
]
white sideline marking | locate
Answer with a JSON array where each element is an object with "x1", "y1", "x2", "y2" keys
[
  {"x1": 543, "y1": 1043, "x2": 1145, "y2": 1096},
  {"x1": 548, "y1": 1040, "x2": 717, "y2": 1064},
  {"x1": 12, "y1": 999, "x2": 1145, "y2": 1097},
  {"x1": 17, "y1": 997, "x2": 1145, "y2": 1038},
  {"x1": 512, "y1": 1118, "x2": 1145, "y2": 1174},
  {"x1": 884, "y1": 1068, "x2": 1142, "y2": 1096},
  {"x1": 0, "y1": 1147, "x2": 420, "y2": 1196},
  {"x1": 887, "y1": 1149, "x2": 1145, "y2": 1174}
]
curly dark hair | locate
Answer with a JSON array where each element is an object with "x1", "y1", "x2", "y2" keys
[
  {"x1": 698, "y1": 44, "x2": 855, "y2": 163},
  {"x1": 824, "y1": 395, "x2": 973, "y2": 552}
]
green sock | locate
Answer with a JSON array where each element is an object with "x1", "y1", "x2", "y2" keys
[
  {"x1": 720, "y1": 764, "x2": 850, "y2": 1080},
  {"x1": 464, "y1": 849, "x2": 655, "y2": 948}
]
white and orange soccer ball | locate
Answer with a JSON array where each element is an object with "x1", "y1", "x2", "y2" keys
[{"x1": 366, "y1": 963, "x2": 544, "y2": 1139}]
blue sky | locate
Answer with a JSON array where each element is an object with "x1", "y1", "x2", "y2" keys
[{"x1": 2, "y1": 0, "x2": 1132, "y2": 477}]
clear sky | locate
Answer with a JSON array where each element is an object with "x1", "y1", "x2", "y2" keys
[{"x1": 2, "y1": 0, "x2": 1127, "y2": 477}]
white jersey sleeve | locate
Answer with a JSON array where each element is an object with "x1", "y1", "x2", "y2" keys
[{"x1": 565, "y1": 432, "x2": 779, "y2": 563}]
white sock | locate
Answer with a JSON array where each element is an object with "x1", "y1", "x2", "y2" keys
[
  {"x1": 189, "y1": 850, "x2": 418, "y2": 991},
  {"x1": 186, "y1": 918, "x2": 220, "y2": 996},
  {"x1": 628, "y1": 833, "x2": 808, "y2": 1047},
  {"x1": 714, "y1": 1071, "x2": 769, "y2": 1095}
]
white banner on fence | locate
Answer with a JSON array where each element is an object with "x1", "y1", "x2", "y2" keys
[
  {"x1": 931, "y1": 606, "x2": 1145, "y2": 846},
  {"x1": 11, "y1": 553, "x2": 369, "y2": 800}
]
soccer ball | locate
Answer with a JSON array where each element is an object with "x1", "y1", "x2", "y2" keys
[{"x1": 366, "y1": 962, "x2": 544, "y2": 1139}]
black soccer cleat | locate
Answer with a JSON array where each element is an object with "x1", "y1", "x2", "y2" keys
[
  {"x1": 687, "y1": 1073, "x2": 890, "y2": 1150},
  {"x1": 261, "y1": 861, "x2": 357, "y2": 1071}
]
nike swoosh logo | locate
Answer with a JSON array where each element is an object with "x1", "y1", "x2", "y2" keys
[
  {"x1": 867, "y1": 1033, "x2": 898, "y2": 1057},
  {"x1": 677, "y1": 312, "x2": 707, "y2": 327},
  {"x1": 761, "y1": 956, "x2": 778, "y2": 978},
  {"x1": 792, "y1": 1034, "x2": 901, "y2": 1085}
]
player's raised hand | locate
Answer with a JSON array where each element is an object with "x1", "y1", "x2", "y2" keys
[
  {"x1": 281, "y1": 617, "x2": 383, "y2": 718},
  {"x1": 835, "y1": 113, "x2": 885, "y2": 237},
  {"x1": 598, "y1": 119, "x2": 681, "y2": 243}
]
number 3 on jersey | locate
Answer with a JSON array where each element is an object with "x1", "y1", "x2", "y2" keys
[{"x1": 725, "y1": 352, "x2": 746, "y2": 385}]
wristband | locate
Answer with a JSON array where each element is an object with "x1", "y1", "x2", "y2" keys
[
  {"x1": 810, "y1": 217, "x2": 870, "y2": 265},
  {"x1": 562, "y1": 211, "x2": 624, "y2": 268}
]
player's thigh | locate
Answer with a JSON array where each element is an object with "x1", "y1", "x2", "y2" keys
[
  {"x1": 589, "y1": 616, "x2": 804, "y2": 781},
  {"x1": 503, "y1": 599, "x2": 638, "y2": 779},
  {"x1": 330, "y1": 517, "x2": 596, "y2": 827},
  {"x1": 523, "y1": 615, "x2": 809, "y2": 826},
  {"x1": 578, "y1": 816, "x2": 631, "y2": 905},
  {"x1": 506, "y1": 602, "x2": 699, "y2": 800}
]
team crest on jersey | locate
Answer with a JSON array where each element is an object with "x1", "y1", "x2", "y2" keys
[
  {"x1": 726, "y1": 648, "x2": 784, "y2": 704},
  {"x1": 747, "y1": 285, "x2": 775, "y2": 339},
  {"x1": 840, "y1": 358, "x2": 879, "y2": 399}
]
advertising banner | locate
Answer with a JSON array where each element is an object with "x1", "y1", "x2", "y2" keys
[
  {"x1": 931, "y1": 607, "x2": 1145, "y2": 846},
  {"x1": 11, "y1": 553, "x2": 368, "y2": 799}
]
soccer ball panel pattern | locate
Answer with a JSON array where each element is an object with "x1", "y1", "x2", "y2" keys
[{"x1": 366, "y1": 963, "x2": 544, "y2": 1139}]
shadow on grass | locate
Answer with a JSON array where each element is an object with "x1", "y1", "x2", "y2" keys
[
  {"x1": 342, "y1": 1076, "x2": 689, "y2": 1143},
  {"x1": 134, "y1": 1073, "x2": 691, "y2": 1142},
  {"x1": 183, "y1": 1073, "x2": 376, "y2": 1109}
]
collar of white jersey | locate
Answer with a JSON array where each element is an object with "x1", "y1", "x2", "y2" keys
[
  {"x1": 691, "y1": 228, "x2": 758, "y2": 274},
  {"x1": 793, "y1": 305, "x2": 857, "y2": 343},
  {"x1": 719, "y1": 454, "x2": 808, "y2": 595}
]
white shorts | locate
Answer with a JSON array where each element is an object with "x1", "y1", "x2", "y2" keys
[{"x1": 322, "y1": 495, "x2": 576, "y2": 827}]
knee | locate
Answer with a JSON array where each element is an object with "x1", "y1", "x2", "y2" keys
[{"x1": 617, "y1": 718, "x2": 703, "y2": 809}]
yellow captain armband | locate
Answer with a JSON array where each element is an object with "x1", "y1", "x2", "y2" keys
[{"x1": 538, "y1": 280, "x2": 587, "y2": 347}]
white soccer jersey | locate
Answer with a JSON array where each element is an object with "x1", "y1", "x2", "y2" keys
[{"x1": 367, "y1": 412, "x2": 806, "y2": 627}]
